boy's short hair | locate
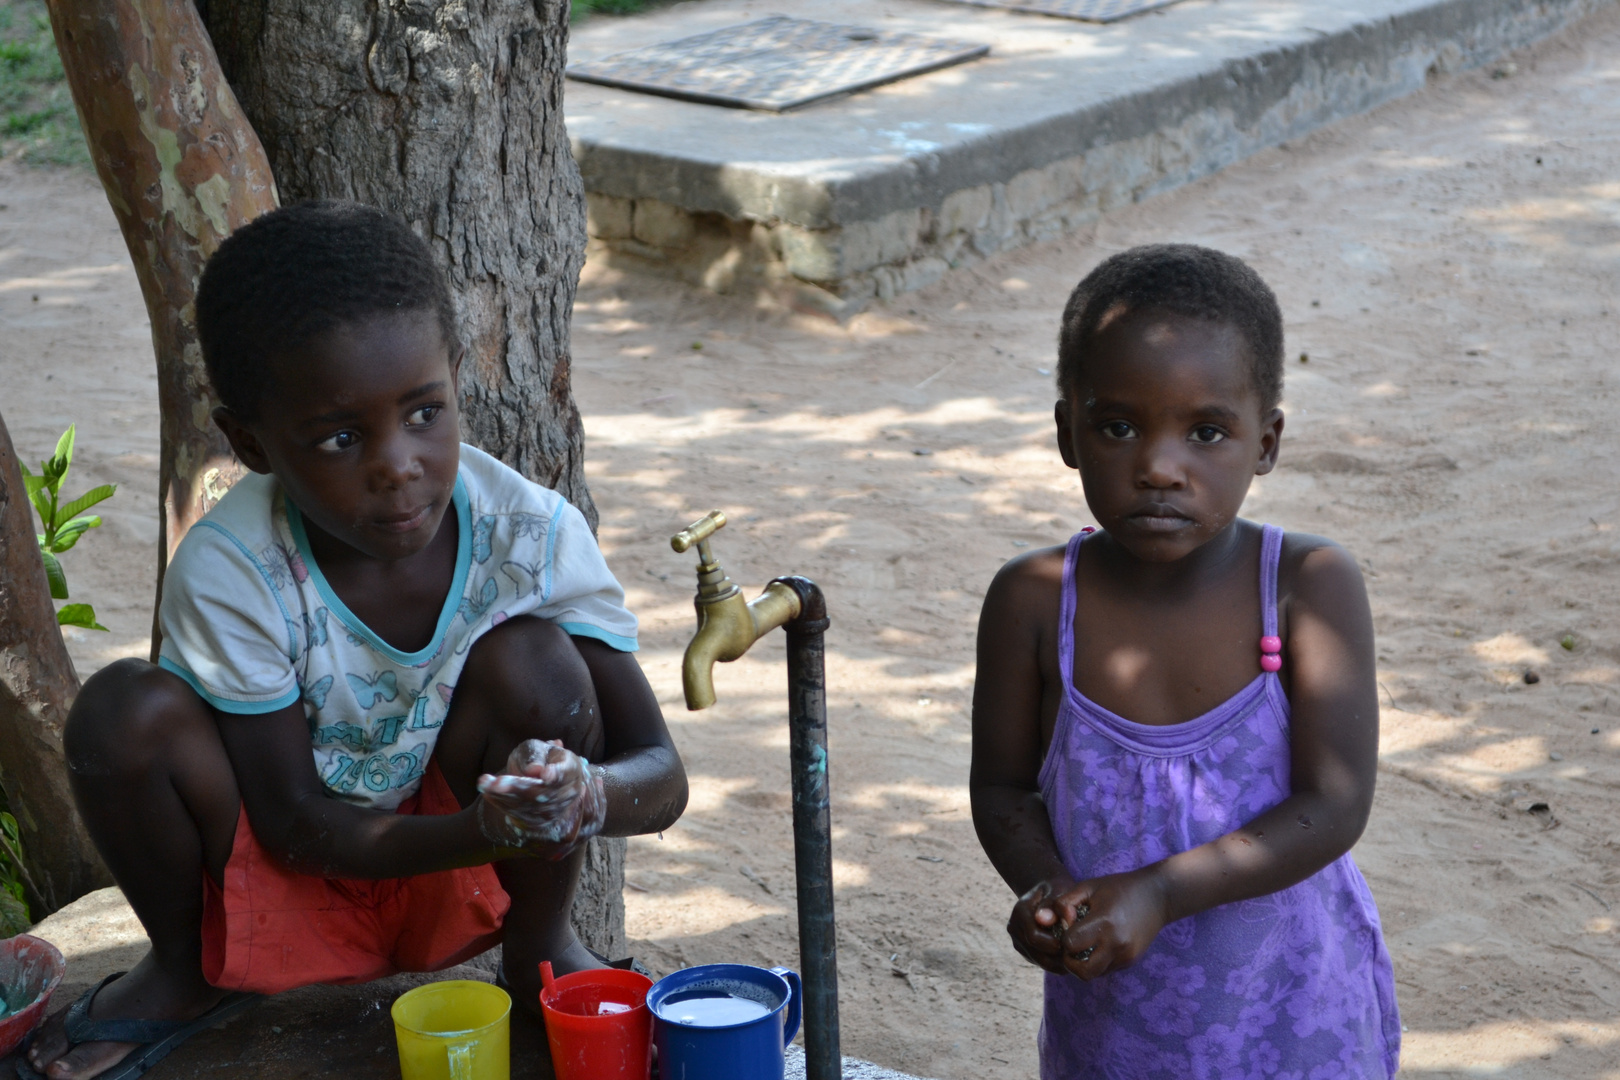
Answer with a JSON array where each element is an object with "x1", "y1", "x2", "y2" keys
[
  {"x1": 1057, "y1": 244, "x2": 1284, "y2": 411},
  {"x1": 196, "y1": 200, "x2": 458, "y2": 421}
]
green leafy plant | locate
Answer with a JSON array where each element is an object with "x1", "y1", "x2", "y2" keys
[
  {"x1": 573, "y1": 0, "x2": 648, "y2": 16},
  {"x1": 572, "y1": 0, "x2": 696, "y2": 21},
  {"x1": 0, "y1": 811, "x2": 30, "y2": 933},
  {"x1": 0, "y1": 0, "x2": 89, "y2": 168},
  {"x1": 20, "y1": 424, "x2": 115, "y2": 630}
]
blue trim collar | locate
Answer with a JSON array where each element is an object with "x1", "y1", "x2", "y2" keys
[{"x1": 284, "y1": 476, "x2": 472, "y2": 666}]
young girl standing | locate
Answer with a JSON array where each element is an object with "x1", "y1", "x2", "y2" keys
[{"x1": 971, "y1": 245, "x2": 1399, "y2": 1078}]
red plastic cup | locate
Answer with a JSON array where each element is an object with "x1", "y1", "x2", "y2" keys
[{"x1": 538, "y1": 961, "x2": 653, "y2": 1080}]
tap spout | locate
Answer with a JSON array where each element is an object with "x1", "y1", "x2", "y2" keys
[{"x1": 682, "y1": 581, "x2": 802, "y2": 710}]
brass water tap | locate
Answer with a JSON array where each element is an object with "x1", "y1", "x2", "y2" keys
[{"x1": 672, "y1": 510, "x2": 802, "y2": 710}]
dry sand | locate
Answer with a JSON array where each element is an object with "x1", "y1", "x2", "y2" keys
[{"x1": 5, "y1": 6, "x2": 1620, "y2": 1077}]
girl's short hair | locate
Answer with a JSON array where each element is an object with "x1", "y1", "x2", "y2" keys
[
  {"x1": 1057, "y1": 244, "x2": 1284, "y2": 411},
  {"x1": 196, "y1": 200, "x2": 459, "y2": 421}
]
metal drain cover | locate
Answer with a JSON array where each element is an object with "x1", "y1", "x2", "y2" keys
[
  {"x1": 936, "y1": 0, "x2": 1186, "y2": 22},
  {"x1": 566, "y1": 16, "x2": 989, "y2": 112}
]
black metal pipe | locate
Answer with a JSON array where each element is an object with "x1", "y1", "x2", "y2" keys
[{"x1": 773, "y1": 576, "x2": 839, "y2": 1080}]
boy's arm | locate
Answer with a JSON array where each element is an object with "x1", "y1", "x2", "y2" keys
[
  {"x1": 969, "y1": 550, "x2": 1076, "y2": 973},
  {"x1": 573, "y1": 637, "x2": 688, "y2": 836},
  {"x1": 1060, "y1": 538, "x2": 1380, "y2": 977},
  {"x1": 215, "y1": 639, "x2": 687, "y2": 880},
  {"x1": 216, "y1": 703, "x2": 497, "y2": 879}
]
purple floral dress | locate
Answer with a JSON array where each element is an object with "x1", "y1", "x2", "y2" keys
[{"x1": 1038, "y1": 525, "x2": 1399, "y2": 1079}]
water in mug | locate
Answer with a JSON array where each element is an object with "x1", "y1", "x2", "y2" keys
[{"x1": 657, "y1": 991, "x2": 771, "y2": 1027}]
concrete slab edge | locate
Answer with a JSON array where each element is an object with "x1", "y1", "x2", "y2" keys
[
  {"x1": 577, "y1": 0, "x2": 1606, "y2": 226},
  {"x1": 783, "y1": 1045, "x2": 940, "y2": 1079},
  {"x1": 578, "y1": 0, "x2": 1611, "y2": 307}
]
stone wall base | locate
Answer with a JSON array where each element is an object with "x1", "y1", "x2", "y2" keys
[{"x1": 583, "y1": 0, "x2": 1607, "y2": 314}]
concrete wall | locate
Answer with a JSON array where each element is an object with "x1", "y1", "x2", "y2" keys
[{"x1": 581, "y1": 0, "x2": 1610, "y2": 311}]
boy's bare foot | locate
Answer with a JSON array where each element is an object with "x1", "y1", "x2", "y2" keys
[
  {"x1": 25, "y1": 952, "x2": 229, "y2": 1080},
  {"x1": 504, "y1": 938, "x2": 602, "y2": 1020}
]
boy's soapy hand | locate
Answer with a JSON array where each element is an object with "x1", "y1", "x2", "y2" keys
[
  {"x1": 1007, "y1": 878, "x2": 1083, "y2": 975},
  {"x1": 1054, "y1": 869, "x2": 1171, "y2": 980},
  {"x1": 476, "y1": 739, "x2": 607, "y2": 858}
]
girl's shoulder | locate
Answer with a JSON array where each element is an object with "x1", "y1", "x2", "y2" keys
[
  {"x1": 979, "y1": 541, "x2": 1069, "y2": 629},
  {"x1": 1274, "y1": 528, "x2": 1359, "y2": 570},
  {"x1": 1272, "y1": 527, "x2": 1369, "y2": 613},
  {"x1": 986, "y1": 541, "x2": 1070, "y2": 596}
]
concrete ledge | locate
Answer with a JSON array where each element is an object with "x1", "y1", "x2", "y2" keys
[
  {"x1": 784, "y1": 1045, "x2": 938, "y2": 1079},
  {"x1": 568, "y1": 0, "x2": 1611, "y2": 306},
  {"x1": 26, "y1": 890, "x2": 935, "y2": 1078}
]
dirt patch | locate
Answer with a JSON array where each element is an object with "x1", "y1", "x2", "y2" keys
[{"x1": 5, "y1": 5, "x2": 1620, "y2": 1077}]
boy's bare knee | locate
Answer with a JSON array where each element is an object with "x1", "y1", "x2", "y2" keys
[
  {"x1": 461, "y1": 617, "x2": 603, "y2": 757},
  {"x1": 65, "y1": 659, "x2": 211, "y2": 776}
]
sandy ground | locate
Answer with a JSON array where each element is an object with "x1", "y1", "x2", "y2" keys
[{"x1": 5, "y1": 6, "x2": 1620, "y2": 1078}]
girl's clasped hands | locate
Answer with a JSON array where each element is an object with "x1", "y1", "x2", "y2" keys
[{"x1": 1008, "y1": 872, "x2": 1170, "y2": 980}]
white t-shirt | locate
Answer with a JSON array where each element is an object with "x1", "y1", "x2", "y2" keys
[{"x1": 158, "y1": 444, "x2": 638, "y2": 810}]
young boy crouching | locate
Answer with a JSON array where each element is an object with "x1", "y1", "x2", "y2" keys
[{"x1": 26, "y1": 201, "x2": 687, "y2": 1080}]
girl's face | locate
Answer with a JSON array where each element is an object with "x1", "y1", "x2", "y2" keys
[{"x1": 1055, "y1": 308, "x2": 1283, "y2": 563}]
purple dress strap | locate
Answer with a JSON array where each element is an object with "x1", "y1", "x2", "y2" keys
[
  {"x1": 1260, "y1": 522, "x2": 1282, "y2": 641},
  {"x1": 1037, "y1": 524, "x2": 1399, "y2": 1079}
]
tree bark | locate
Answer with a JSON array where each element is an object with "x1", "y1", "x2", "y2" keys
[
  {"x1": 0, "y1": 414, "x2": 110, "y2": 914},
  {"x1": 203, "y1": 0, "x2": 617, "y2": 952},
  {"x1": 45, "y1": 0, "x2": 280, "y2": 652},
  {"x1": 203, "y1": 0, "x2": 596, "y2": 527}
]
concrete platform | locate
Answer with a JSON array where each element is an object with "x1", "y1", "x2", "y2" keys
[
  {"x1": 786, "y1": 1046, "x2": 936, "y2": 1079},
  {"x1": 9, "y1": 888, "x2": 932, "y2": 1080},
  {"x1": 568, "y1": 0, "x2": 1612, "y2": 308}
]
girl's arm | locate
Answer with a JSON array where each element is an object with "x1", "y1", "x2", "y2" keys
[
  {"x1": 1058, "y1": 538, "x2": 1380, "y2": 978},
  {"x1": 970, "y1": 550, "x2": 1077, "y2": 974}
]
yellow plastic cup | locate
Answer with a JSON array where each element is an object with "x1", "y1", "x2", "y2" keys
[{"x1": 392, "y1": 980, "x2": 511, "y2": 1080}]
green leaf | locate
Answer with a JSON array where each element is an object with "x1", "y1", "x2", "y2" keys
[
  {"x1": 56, "y1": 485, "x2": 115, "y2": 523},
  {"x1": 0, "y1": 889, "x2": 30, "y2": 936},
  {"x1": 47, "y1": 516, "x2": 99, "y2": 553},
  {"x1": 0, "y1": 813, "x2": 19, "y2": 850},
  {"x1": 52, "y1": 425, "x2": 75, "y2": 471},
  {"x1": 56, "y1": 604, "x2": 107, "y2": 631},
  {"x1": 23, "y1": 474, "x2": 51, "y2": 525},
  {"x1": 39, "y1": 549, "x2": 67, "y2": 600}
]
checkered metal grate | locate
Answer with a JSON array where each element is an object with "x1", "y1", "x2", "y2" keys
[
  {"x1": 935, "y1": 0, "x2": 1187, "y2": 23},
  {"x1": 566, "y1": 16, "x2": 990, "y2": 112}
]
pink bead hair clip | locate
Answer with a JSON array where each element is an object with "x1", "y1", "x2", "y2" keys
[{"x1": 1260, "y1": 635, "x2": 1283, "y2": 673}]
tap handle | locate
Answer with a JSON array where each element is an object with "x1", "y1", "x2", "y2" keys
[{"x1": 671, "y1": 510, "x2": 727, "y2": 554}]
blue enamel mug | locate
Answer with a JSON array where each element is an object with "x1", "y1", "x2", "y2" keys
[{"x1": 647, "y1": 964, "x2": 802, "y2": 1080}]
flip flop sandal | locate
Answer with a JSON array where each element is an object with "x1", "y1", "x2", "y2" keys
[{"x1": 15, "y1": 972, "x2": 262, "y2": 1080}]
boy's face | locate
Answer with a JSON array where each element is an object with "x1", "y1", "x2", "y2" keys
[
  {"x1": 1055, "y1": 309, "x2": 1282, "y2": 563},
  {"x1": 217, "y1": 309, "x2": 462, "y2": 563}
]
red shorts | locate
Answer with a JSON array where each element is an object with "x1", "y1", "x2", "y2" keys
[{"x1": 201, "y1": 762, "x2": 510, "y2": 995}]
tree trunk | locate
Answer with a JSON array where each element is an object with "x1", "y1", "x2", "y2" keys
[
  {"x1": 202, "y1": 0, "x2": 596, "y2": 527},
  {"x1": 202, "y1": 0, "x2": 618, "y2": 952},
  {"x1": 0, "y1": 414, "x2": 110, "y2": 914},
  {"x1": 45, "y1": 0, "x2": 280, "y2": 655}
]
